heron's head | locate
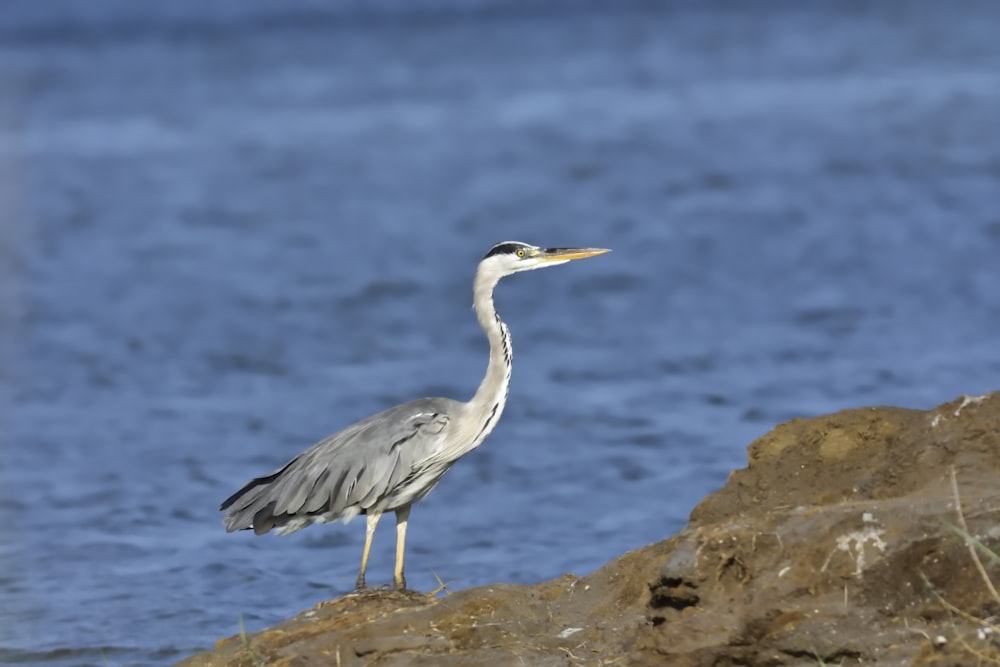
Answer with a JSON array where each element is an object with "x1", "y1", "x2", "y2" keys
[{"x1": 480, "y1": 241, "x2": 610, "y2": 278}]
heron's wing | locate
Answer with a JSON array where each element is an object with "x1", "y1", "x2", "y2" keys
[{"x1": 220, "y1": 397, "x2": 461, "y2": 534}]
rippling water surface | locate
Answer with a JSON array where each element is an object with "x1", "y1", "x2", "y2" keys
[{"x1": 2, "y1": 2, "x2": 999, "y2": 664}]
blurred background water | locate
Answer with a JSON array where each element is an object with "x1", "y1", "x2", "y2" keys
[{"x1": 1, "y1": 1, "x2": 998, "y2": 664}]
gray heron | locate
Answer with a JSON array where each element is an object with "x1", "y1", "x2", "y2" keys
[{"x1": 220, "y1": 241, "x2": 610, "y2": 590}]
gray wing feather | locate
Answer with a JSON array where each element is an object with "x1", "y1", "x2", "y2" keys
[{"x1": 221, "y1": 397, "x2": 461, "y2": 534}]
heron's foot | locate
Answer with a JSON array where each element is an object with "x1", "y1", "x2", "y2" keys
[
  {"x1": 353, "y1": 582, "x2": 403, "y2": 594},
  {"x1": 393, "y1": 574, "x2": 407, "y2": 591}
]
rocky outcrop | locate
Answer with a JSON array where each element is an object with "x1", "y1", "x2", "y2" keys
[{"x1": 179, "y1": 393, "x2": 1000, "y2": 666}]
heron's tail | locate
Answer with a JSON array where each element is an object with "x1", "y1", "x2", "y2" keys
[{"x1": 220, "y1": 461, "x2": 297, "y2": 534}]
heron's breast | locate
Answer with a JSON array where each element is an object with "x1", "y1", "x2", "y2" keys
[{"x1": 381, "y1": 461, "x2": 452, "y2": 510}]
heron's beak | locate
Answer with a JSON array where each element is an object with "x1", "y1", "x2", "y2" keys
[{"x1": 538, "y1": 247, "x2": 611, "y2": 262}]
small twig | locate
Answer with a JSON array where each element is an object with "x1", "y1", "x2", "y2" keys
[
  {"x1": 949, "y1": 465, "x2": 1000, "y2": 606},
  {"x1": 558, "y1": 645, "x2": 582, "y2": 661},
  {"x1": 904, "y1": 617, "x2": 932, "y2": 641},
  {"x1": 427, "y1": 569, "x2": 454, "y2": 597},
  {"x1": 924, "y1": 572, "x2": 991, "y2": 626},
  {"x1": 945, "y1": 523, "x2": 1000, "y2": 567},
  {"x1": 920, "y1": 571, "x2": 1000, "y2": 664}
]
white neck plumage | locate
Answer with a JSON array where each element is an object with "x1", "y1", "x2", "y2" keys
[{"x1": 464, "y1": 263, "x2": 513, "y2": 451}]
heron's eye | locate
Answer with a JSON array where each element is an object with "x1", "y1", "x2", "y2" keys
[{"x1": 516, "y1": 249, "x2": 525, "y2": 257}]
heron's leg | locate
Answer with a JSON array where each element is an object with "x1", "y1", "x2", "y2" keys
[
  {"x1": 356, "y1": 512, "x2": 381, "y2": 590},
  {"x1": 393, "y1": 506, "x2": 411, "y2": 590}
]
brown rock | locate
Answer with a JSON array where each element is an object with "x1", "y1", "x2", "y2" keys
[{"x1": 178, "y1": 393, "x2": 1000, "y2": 666}]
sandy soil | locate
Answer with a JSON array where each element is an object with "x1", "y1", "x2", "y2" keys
[{"x1": 178, "y1": 392, "x2": 1000, "y2": 666}]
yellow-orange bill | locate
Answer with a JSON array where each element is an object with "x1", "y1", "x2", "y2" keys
[{"x1": 539, "y1": 247, "x2": 612, "y2": 262}]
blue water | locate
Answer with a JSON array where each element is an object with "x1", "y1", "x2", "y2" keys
[{"x1": 1, "y1": 2, "x2": 999, "y2": 665}]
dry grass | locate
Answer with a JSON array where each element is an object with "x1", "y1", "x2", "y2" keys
[
  {"x1": 921, "y1": 466, "x2": 1000, "y2": 664},
  {"x1": 237, "y1": 614, "x2": 268, "y2": 667}
]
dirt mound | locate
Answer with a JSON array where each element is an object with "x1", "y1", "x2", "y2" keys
[{"x1": 178, "y1": 393, "x2": 1000, "y2": 666}]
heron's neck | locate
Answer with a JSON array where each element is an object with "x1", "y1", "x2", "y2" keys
[{"x1": 466, "y1": 268, "x2": 512, "y2": 449}]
